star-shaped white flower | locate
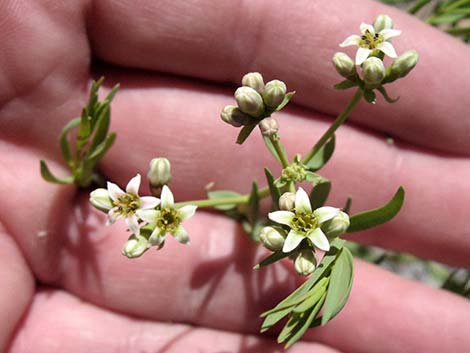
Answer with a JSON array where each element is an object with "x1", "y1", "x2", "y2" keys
[
  {"x1": 268, "y1": 187, "x2": 340, "y2": 253},
  {"x1": 94, "y1": 174, "x2": 160, "y2": 234},
  {"x1": 340, "y1": 22, "x2": 401, "y2": 65},
  {"x1": 136, "y1": 185, "x2": 197, "y2": 246}
]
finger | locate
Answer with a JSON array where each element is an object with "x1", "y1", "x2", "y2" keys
[
  {"x1": 97, "y1": 72, "x2": 470, "y2": 267},
  {"x1": 8, "y1": 289, "x2": 341, "y2": 353},
  {"x1": 0, "y1": 224, "x2": 34, "y2": 351},
  {"x1": 87, "y1": 0, "x2": 470, "y2": 155}
]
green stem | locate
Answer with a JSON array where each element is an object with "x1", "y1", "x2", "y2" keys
[
  {"x1": 302, "y1": 89, "x2": 363, "y2": 165},
  {"x1": 270, "y1": 134, "x2": 290, "y2": 168},
  {"x1": 445, "y1": 26, "x2": 470, "y2": 35}
]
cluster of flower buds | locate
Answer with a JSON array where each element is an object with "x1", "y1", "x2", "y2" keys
[
  {"x1": 89, "y1": 158, "x2": 197, "y2": 258},
  {"x1": 259, "y1": 188, "x2": 350, "y2": 276},
  {"x1": 333, "y1": 14, "x2": 418, "y2": 102},
  {"x1": 221, "y1": 72, "x2": 294, "y2": 136}
]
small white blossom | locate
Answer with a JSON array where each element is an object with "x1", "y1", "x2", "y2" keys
[
  {"x1": 136, "y1": 185, "x2": 197, "y2": 246},
  {"x1": 339, "y1": 22, "x2": 401, "y2": 65},
  {"x1": 268, "y1": 187, "x2": 340, "y2": 253},
  {"x1": 92, "y1": 174, "x2": 160, "y2": 235}
]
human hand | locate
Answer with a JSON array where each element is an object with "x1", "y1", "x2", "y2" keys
[{"x1": 1, "y1": 0, "x2": 470, "y2": 352}]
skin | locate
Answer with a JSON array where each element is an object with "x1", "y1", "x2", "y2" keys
[{"x1": 0, "y1": 0, "x2": 469, "y2": 352}]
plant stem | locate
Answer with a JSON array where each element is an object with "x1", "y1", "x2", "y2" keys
[
  {"x1": 270, "y1": 135, "x2": 290, "y2": 168},
  {"x1": 175, "y1": 187, "x2": 271, "y2": 208},
  {"x1": 302, "y1": 89, "x2": 363, "y2": 165}
]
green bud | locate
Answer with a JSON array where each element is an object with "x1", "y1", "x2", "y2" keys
[
  {"x1": 260, "y1": 226, "x2": 285, "y2": 251},
  {"x1": 322, "y1": 211, "x2": 350, "y2": 238},
  {"x1": 235, "y1": 87, "x2": 265, "y2": 117},
  {"x1": 332, "y1": 52, "x2": 356, "y2": 78},
  {"x1": 258, "y1": 117, "x2": 279, "y2": 137},
  {"x1": 263, "y1": 80, "x2": 287, "y2": 108},
  {"x1": 279, "y1": 192, "x2": 296, "y2": 211},
  {"x1": 122, "y1": 235, "x2": 150, "y2": 258},
  {"x1": 220, "y1": 105, "x2": 252, "y2": 127},
  {"x1": 362, "y1": 57, "x2": 385, "y2": 87},
  {"x1": 148, "y1": 157, "x2": 171, "y2": 189},
  {"x1": 294, "y1": 249, "x2": 317, "y2": 276},
  {"x1": 374, "y1": 14, "x2": 394, "y2": 32},
  {"x1": 89, "y1": 188, "x2": 113, "y2": 212},
  {"x1": 391, "y1": 50, "x2": 419, "y2": 79},
  {"x1": 242, "y1": 72, "x2": 265, "y2": 93}
]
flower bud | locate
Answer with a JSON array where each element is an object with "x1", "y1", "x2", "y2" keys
[
  {"x1": 362, "y1": 57, "x2": 385, "y2": 87},
  {"x1": 279, "y1": 192, "x2": 296, "y2": 211},
  {"x1": 147, "y1": 157, "x2": 171, "y2": 189},
  {"x1": 220, "y1": 105, "x2": 253, "y2": 127},
  {"x1": 322, "y1": 211, "x2": 350, "y2": 238},
  {"x1": 122, "y1": 235, "x2": 150, "y2": 258},
  {"x1": 374, "y1": 14, "x2": 394, "y2": 32},
  {"x1": 234, "y1": 86, "x2": 265, "y2": 117},
  {"x1": 260, "y1": 226, "x2": 285, "y2": 251},
  {"x1": 259, "y1": 117, "x2": 279, "y2": 137},
  {"x1": 90, "y1": 188, "x2": 113, "y2": 212},
  {"x1": 294, "y1": 249, "x2": 317, "y2": 276},
  {"x1": 332, "y1": 52, "x2": 356, "y2": 78},
  {"x1": 391, "y1": 50, "x2": 419, "y2": 79},
  {"x1": 263, "y1": 80, "x2": 287, "y2": 108},
  {"x1": 242, "y1": 72, "x2": 265, "y2": 93}
]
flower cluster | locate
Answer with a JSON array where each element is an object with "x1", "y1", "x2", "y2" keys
[
  {"x1": 259, "y1": 187, "x2": 350, "y2": 276},
  {"x1": 333, "y1": 15, "x2": 418, "y2": 103},
  {"x1": 89, "y1": 161, "x2": 197, "y2": 258},
  {"x1": 220, "y1": 72, "x2": 294, "y2": 135}
]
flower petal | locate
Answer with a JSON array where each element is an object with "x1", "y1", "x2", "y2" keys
[
  {"x1": 268, "y1": 211, "x2": 295, "y2": 226},
  {"x1": 377, "y1": 41, "x2": 397, "y2": 58},
  {"x1": 314, "y1": 206, "x2": 340, "y2": 224},
  {"x1": 356, "y1": 47, "x2": 372, "y2": 65},
  {"x1": 160, "y1": 185, "x2": 175, "y2": 208},
  {"x1": 149, "y1": 227, "x2": 165, "y2": 246},
  {"x1": 307, "y1": 228, "x2": 330, "y2": 252},
  {"x1": 107, "y1": 182, "x2": 125, "y2": 202},
  {"x1": 106, "y1": 207, "x2": 120, "y2": 225},
  {"x1": 295, "y1": 187, "x2": 312, "y2": 213},
  {"x1": 380, "y1": 29, "x2": 401, "y2": 40},
  {"x1": 126, "y1": 215, "x2": 140, "y2": 235},
  {"x1": 339, "y1": 34, "x2": 361, "y2": 47},
  {"x1": 282, "y1": 230, "x2": 304, "y2": 253},
  {"x1": 174, "y1": 225, "x2": 190, "y2": 244},
  {"x1": 126, "y1": 174, "x2": 141, "y2": 195},
  {"x1": 136, "y1": 209, "x2": 159, "y2": 224},
  {"x1": 179, "y1": 205, "x2": 197, "y2": 221},
  {"x1": 140, "y1": 196, "x2": 160, "y2": 209},
  {"x1": 360, "y1": 22, "x2": 375, "y2": 35}
]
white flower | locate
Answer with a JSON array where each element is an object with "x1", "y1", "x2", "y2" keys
[
  {"x1": 101, "y1": 174, "x2": 160, "y2": 234},
  {"x1": 339, "y1": 22, "x2": 401, "y2": 65},
  {"x1": 268, "y1": 187, "x2": 340, "y2": 253},
  {"x1": 136, "y1": 185, "x2": 197, "y2": 246}
]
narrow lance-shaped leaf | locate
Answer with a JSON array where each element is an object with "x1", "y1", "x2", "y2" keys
[
  {"x1": 334, "y1": 80, "x2": 357, "y2": 90},
  {"x1": 263, "y1": 135, "x2": 282, "y2": 163},
  {"x1": 347, "y1": 186, "x2": 405, "y2": 233},
  {"x1": 254, "y1": 251, "x2": 290, "y2": 270},
  {"x1": 207, "y1": 190, "x2": 242, "y2": 211},
  {"x1": 305, "y1": 134, "x2": 335, "y2": 171},
  {"x1": 309, "y1": 179, "x2": 331, "y2": 209},
  {"x1": 89, "y1": 106, "x2": 111, "y2": 152},
  {"x1": 264, "y1": 168, "x2": 281, "y2": 211},
  {"x1": 236, "y1": 123, "x2": 257, "y2": 145},
  {"x1": 40, "y1": 160, "x2": 74, "y2": 184},
  {"x1": 59, "y1": 118, "x2": 80, "y2": 166},
  {"x1": 275, "y1": 91, "x2": 295, "y2": 111}
]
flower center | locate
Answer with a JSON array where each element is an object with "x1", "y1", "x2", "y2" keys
[
  {"x1": 115, "y1": 193, "x2": 141, "y2": 216},
  {"x1": 281, "y1": 163, "x2": 306, "y2": 183},
  {"x1": 360, "y1": 30, "x2": 383, "y2": 49},
  {"x1": 292, "y1": 212, "x2": 318, "y2": 234},
  {"x1": 157, "y1": 208, "x2": 181, "y2": 233}
]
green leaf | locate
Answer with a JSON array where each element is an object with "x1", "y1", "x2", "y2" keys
[
  {"x1": 321, "y1": 247, "x2": 354, "y2": 325},
  {"x1": 40, "y1": 160, "x2": 74, "y2": 184},
  {"x1": 59, "y1": 118, "x2": 80, "y2": 166},
  {"x1": 207, "y1": 190, "x2": 242, "y2": 211},
  {"x1": 254, "y1": 251, "x2": 290, "y2": 270},
  {"x1": 292, "y1": 277, "x2": 328, "y2": 313},
  {"x1": 305, "y1": 135, "x2": 335, "y2": 171},
  {"x1": 247, "y1": 182, "x2": 259, "y2": 227},
  {"x1": 343, "y1": 196, "x2": 352, "y2": 214},
  {"x1": 347, "y1": 186, "x2": 405, "y2": 233},
  {"x1": 334, "y1": 80, "x2": 357, "y2": 90},
  {"x1": 89, "y1": 106, "x2": 111, "y2": 152},
  {"x1": 105, "y1": 83, "x2": 120, "y2": 102},
  {"x1": 263, "y1": 135, "x2": 283, "y2": 163},
  {"x1": 264, "y1": 168, "x2": 281, "y2": 211},
  {"x1": 87, "y1": 133, "x2": 116, "y2": 161},
  {"x1": 428, "y1": 12, "x2": 469, "y2": 25},
  {"x1": 377, "y1": 86, "x2": 400, "y2": 104},
  {"x1": 363, "y1": 89, "x2": 376, "y2": 104},
  {"x1": 236, "y1": 123, "x2": 257, "y2": 144},
  {"x1": 309, "y1": 179, "x2": 331, "y2": 209},
  {"x1": 275, "y1": 91, "x2": 295, "y2": 111}
]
